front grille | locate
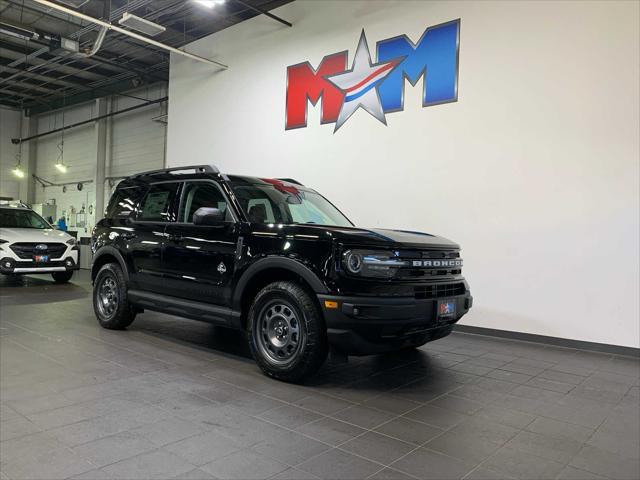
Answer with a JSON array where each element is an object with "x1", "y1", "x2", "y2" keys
[
  {"x1": 16, "y1": 261, "x2": 67, "y2": 268},
  {"x1": 10, "y1": 243, "x2": 67, "y2": 259},
  {"x1": 394, "y1": 249, "x2": 462, "y2": 279},
  {"x1": 415, "y1": 282, "x2": 466, "y2": 299},
  {"x1": 419, "y1": 250, "x2": 460, "y2": 259}
]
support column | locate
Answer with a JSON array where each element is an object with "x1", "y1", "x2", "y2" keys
[
  {"x1": 93, "y1": 97, "x2": 109, "y2": 223},
  {"x1": 18, "y1": 113, "x2": 37, "y2": 204}
]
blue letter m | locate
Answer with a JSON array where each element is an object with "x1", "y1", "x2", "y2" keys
[{"x1": 377, "y1": 20, "x2": 459, "y2": 113}]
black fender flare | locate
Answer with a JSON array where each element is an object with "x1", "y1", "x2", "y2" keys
[
  {"x1": 231, "y1": 256, "x2": 328, "y2": 311},
  {"x1": 91, "y1": 246, "x2": 130, "y2": 282}
]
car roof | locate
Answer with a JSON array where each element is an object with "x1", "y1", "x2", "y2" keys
[
  {"x1": 0, "y1": 204, "x2": 31, "y2": 211},
  {"x1": 117, "y1": 171, "x2": 310, "y2": 192}
]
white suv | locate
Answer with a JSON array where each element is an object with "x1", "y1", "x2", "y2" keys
[{"x1": 0, "y1": 203, "x2": 79, "y2": 283}]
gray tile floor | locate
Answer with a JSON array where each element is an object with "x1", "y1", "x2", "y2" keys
[{"x1": 1, "y1": 272, "x2": 638, "y2": 480}]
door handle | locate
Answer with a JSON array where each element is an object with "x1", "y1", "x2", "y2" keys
[{"x1": 171, "y1": 234, "x2": 184, "y2": 243}]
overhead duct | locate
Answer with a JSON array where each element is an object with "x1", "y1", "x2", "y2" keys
[
  {"x1": 76, "y1": 26, "x2": 107, "y2": 58},
  {"x1": 32, "y1": 0, "x2": 228, "y2": 69},
  {"x1": 0, "y1": 21, "x2": 79, "y2": 53}
]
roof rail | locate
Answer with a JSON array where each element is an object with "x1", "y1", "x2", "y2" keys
[
  {"x1": 277, "y1": 178, "x2": 304, "y2": 186},
  {"x1": 134, "y1": 164, "x2": 220, "y2": 177}
]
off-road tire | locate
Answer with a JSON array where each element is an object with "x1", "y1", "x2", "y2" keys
[
  {"x1": 51, "y1": 271, "x2": 74, "y2": 283},
  {"x1": 248, "y1": 281, "x2": 328, "y2": 383},
  {"x1": 93, "y1": 263, "x2": 136, "y2": 330}
]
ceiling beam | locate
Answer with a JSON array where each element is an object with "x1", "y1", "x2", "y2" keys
[
  {"x1": 232, "y1": 0, "x2": 292, "y2": 27},
  {"x1": 2, "y1": 0, "x2": 157, "y2": 71},
  {"x1": 33, "y1": 0, "x2": 228, "y2": 69},
  {"x1": 24, "y1": 78, "x2": 166, "y2": 115}
]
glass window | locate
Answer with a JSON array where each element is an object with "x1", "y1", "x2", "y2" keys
[
  {"x1": 230, "y1": 180, "x2": 353, "y2": 227},
  {"x1": 0, "y1": 209, "x2": 51, "y2": 229},
  {"x1": 105, "y1": 187, "x2": 147, "y2": 219},
  {"x1": 246, "y1": 199, "x2": 275, "y2": 223},
  {"x1": 138, "y1": 183, "x2": 179, "y2": 222},
  {"x1": 179, "y1": 182, "x2": 232, "y2": 223}
]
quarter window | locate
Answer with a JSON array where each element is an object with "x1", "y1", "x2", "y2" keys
[{"x1": 105, "y1": 186, "x2": 146, "y2": 219}]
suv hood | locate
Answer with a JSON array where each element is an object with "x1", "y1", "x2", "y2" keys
[
  {"x1": 288, "y1": 225, "x2": 459, "y2": 250},
  {"x1": 0, "y1": 227, "x2": 72, "y2": 243}
]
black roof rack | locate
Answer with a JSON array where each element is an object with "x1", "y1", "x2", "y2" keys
[
  {"x1": 277, "y1": 178, "x2": 304, "y2": 186},
  {"x1": 134, "y1": 164, "x2": 220, "y2": 177}
]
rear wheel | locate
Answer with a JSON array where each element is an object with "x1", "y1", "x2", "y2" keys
[
  {"x1": 51, "y1": 271, "x2": 73, "y2": 283},
  {"x1": 248, "y1": 281, "x2": 327, "y2": 383},
  {"x1": 93, "y1": 263, "x2": 136, "y2": 330}
]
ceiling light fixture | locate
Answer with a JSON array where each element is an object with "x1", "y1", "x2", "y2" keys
[
  {"x1": 194, "y1": 0, "x2": 226, "y2": 9},
  {"x1": 12, "y1": 142, "x2": 24, "y2": 178},
  {"x1": 12, "y1": 165, "x2": 24, "y2": 178},
  {"x1": 55, "y1": 113, "x2": 68, "y2": 174},
  {"x1": 118, "y1": 12, "x2": 166, "y2": 37}
]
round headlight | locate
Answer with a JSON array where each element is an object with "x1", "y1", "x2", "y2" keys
[{"x1": 344, "y1": 250, "x2": 363, "y2": 274}]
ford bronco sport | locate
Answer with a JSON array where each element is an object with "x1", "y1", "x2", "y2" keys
[{"x1": 92, "y1": 165, "x2": 472, "y2": 382}]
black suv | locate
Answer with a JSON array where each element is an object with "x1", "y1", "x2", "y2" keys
[{"x1": 92, "y1": 165, "x2": 472, "y2": 382}]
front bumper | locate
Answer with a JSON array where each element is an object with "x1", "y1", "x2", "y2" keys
[
  {"x1": 318, "y1": 290, "x2": 472, "y2": 355},
  {"x1": 0, "y1": 255, "x2": 80, "y2": 274}
]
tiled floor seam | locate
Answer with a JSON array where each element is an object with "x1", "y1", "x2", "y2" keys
[
  {"x1": 455, "y1": 424, "x2": 589, "y2": 480},
  {"x1": 5, "y1": 320, "x2": 177, "y2": 379},
  {"x1": 560, "y1": 392, "x2": 632, "y2": 478},
  {"x1": 330, "y1": 391, "x2": 488, "y2": 479},
  {"x1": 252, "y1": 404, "x2": 433, "y2": 475}
]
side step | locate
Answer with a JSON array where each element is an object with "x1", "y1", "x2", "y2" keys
[{"x1": 127, "y1": 290, "x2": 240, "y2": 326}]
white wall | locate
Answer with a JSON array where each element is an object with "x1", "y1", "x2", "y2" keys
[
  {"x1": 0, "y1": 107, "x2": 22, "y2": 200},
  {"x1": 32, "y1": 84, "x2": 167, "y2": 236},
  {"x1": 167, "y1": 0, "x2": 640, "y2": 348}
]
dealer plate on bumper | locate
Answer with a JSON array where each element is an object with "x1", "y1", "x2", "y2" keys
[
  {"x1": 437, "y1": 299, "x2": 456, "y2": 320},
  {"x1": 34, "y1": 255, "x2": 49, "y2": 263}
]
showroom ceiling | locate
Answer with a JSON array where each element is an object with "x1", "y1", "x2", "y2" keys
[{"x1": 0, "y1": 0, "x2": 292, "y2": 114}]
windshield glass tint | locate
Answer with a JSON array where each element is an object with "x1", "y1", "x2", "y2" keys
[
  {"x1": 231, "y1": 181, "x2": 352, "y2": 227},
  {"x1": 0, "y1": 209, "x2": 50, "y2": 229}
]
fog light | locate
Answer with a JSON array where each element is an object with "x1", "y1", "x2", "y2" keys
[
  {"x1": 65, "y1": 259, "x2": 73, "y2": 267},
  {"x1": 4, "y1": 261, "x2": 12, "y2": 268}
]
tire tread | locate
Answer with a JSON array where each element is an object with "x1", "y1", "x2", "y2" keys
[
  {"x1": 248, "y1": 281, "x2": 327, "y2": 383},
  {"x1": 93, "y1": 263, "x2": 136, "y2": 330}
]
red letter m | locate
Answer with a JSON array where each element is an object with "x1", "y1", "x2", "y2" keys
[{"x1": 285, "y1": 52, "x2": 347, "y2": 130}]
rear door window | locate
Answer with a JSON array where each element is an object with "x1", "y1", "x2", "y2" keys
[{"x1": 138, "y1": 183, "x2": 180, "y2": 222}]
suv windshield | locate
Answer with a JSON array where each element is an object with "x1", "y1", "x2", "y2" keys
[
  {"x1": 230, "y1": 180, "x2": 353, "y2": 227},
  {"x1": 0, "y1": 208, "x2": 51, "y2": 229}
]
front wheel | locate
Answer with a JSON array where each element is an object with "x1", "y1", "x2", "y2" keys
[
  {"x1": 52, "y1": 271, "x2": 74, "y2": 283},
  {"x1": 248, "y1": 281, "x2": 327, "y2": 383},
  {"x1": 93, "y1": 263, "x2": 136, "y2": 330}
]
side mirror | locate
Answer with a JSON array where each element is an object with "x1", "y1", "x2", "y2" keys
[{"x1": 193, "y1": 207, "x2": 224, "y2": 225}]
